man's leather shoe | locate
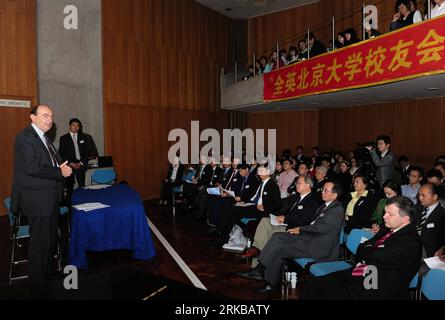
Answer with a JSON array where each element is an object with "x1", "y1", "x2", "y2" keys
[
  {"x1": 257, "y1": 284, "x2": 277, "y2": 293},
  {"x1": 207, "y1": 228, "x2": 220, "y2": 236},
  {"x1": 237, "y1": 269, "x2": 264, "y2": 281},
  {"x1": 241, "y1": 247, "x2": 260, "y2": 258}
]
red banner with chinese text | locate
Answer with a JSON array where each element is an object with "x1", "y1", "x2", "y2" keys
[{"x1": 264, "y1": 15, "x2": 445, "y2": 102}]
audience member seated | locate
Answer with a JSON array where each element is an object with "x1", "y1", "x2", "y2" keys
[
  {"x1": 241, "y1": 175, "x2": 319, "y2": 268},
  {"x1": 277, "y1": 158, "x2": 298, "y2": 198},
  {"x1": 344, "y1": 174, "x2": 379, "y2": 234},
  {"x1": 209, "y1": 167, "x2": 281, "y2": 248},
  {"x1": 314, "y1": 166, "x2": 328, "y2": 203},
  {"x1": 390, "y1": 0, "x2": 415, "y2": 31},
  {"x1": 349, "y1": 157, "x2": 360, "y2": 176},
  {"x1": 159, "y1": 157, "x2": 184, "y2": 206},
  {"x1": 371, "y1": 180, "x2": 402, "y2": 234},
  {"x1": 273, "y1": 159, "x2": 283, "y2": 182},
  {"x1": 431, "y1": 0, "x2": 445, "y2": 18},
  {"x1": 287, "y1": 46, "x2": 299, "y2": 65},
  {"x1": 297, "y1": 39, "x2": 309, "y2": 61},
  {"x1": 301, "y1": 196, "x2": 422, "y2": 300},
  {"x1": 238, "y1": 181, "x2": 345, "y2": 293},
  {"x1": 413, "y1": 183, "x2": 445, "y2": 257},
  {"x1": 396, "y1": 155, "x2": 411, "y2": 185},
  {"x1": 426, "y1": 169, "x2": 445, "y2": 207},
  {"x1": 342, "y1": 28, "x2": 360, "y2": 46},
  {"x1": 305, "y1": 32, "x2": 327, "y2": 58},
  {"x1": 409, "y1": 0, "x2": 424, "y2": 22},
  {"x1": 207, "y1": 163, "x2": 259, "y2": 228},
  {"x1": 182, "y1": 156, "x2": 212, "y2": 209},
  {"x1": 401, "y1": 166, "x2": 424, "y2": 205},
  {"x1": 336, "y1": 160, "x2": 353, "y2": 203},
  {"x1": 364, "y1": 26, "x2": 382, "y2": 40}
]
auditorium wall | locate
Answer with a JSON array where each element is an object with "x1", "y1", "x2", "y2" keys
[
  {"x1": 102, "y1": 0, "x2": 232, "y2": 199},
  {"x1": 0, "y1": 0, "x2": 38, "y2": 215}
]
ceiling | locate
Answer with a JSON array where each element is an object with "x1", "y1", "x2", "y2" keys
[
  {"x1": 194, "y1": 0, "x2": 319, "y2": 20},
  {"x1": 223, "y1": 73, "x2": 445, "y2": 112}
]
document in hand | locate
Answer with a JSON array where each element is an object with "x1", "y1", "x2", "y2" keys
[
  {"x1": 235, "y1": 202, "x2": 256, "y2": 207},
  {"x1": 206, "y1": 187, "x2": 221, "y2": 196},
  {"x1": 424, "y1": 256, "x2": 445, "y2": 271},
  {"x1": 221, "y1": 188, "x2": 235, "y2": 198},
  {"x1": 269, "y1": 214, "x2": 288, "y2": 227}
]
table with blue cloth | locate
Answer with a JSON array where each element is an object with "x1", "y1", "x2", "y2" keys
[{"x1": 68, "y1": 184, "x2": 156, "y2": 269}]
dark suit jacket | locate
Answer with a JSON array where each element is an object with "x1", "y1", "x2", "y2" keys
[
  {"x1": 239, "y1": 174, "x2": 261, "y2": 202},
  {"x1": 207, "y1": 166, "x2": 223, "y2": 186},
  {"x1": 299, "y1": 201, "x2": 345, "y2": 262},
  {"x1": 344, "y1": 193, "x2": 379, "y2": 234},
  {"x1": 59, "y1": 132, "x2": 88, "y2": 166},
  {"x1": 165, "y1": 164, "x2": 184, "y2": 183},
  {"x1": 413, "y1": 203, "x2": 445, "y2": 257},
  {"x1": 356, "y1": 224, "x2": 422, "y2": 299},
  {"x1": 282, "y1": 192, "x2": 320, "y2": 229},
  {"x1": 218, "y1": 167, "x2": 234, "y2": 189},
  {"x1": 11, "y1": 126, "x2": 64, "y2": 217},
  {"x1": 250, "y1": 178, "x2": 282, "y2": 215}
]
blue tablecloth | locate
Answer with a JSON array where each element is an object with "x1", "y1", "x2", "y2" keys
[{"x1": 68, "y1": 184, "x2": 156, "y2": 269}]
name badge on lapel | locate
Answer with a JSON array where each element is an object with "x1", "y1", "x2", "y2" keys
[
  {"x1": 233, "y1": 179, "x2": 238, "y2": 182},
  {"x1": 427, "y1": 223, "x2": 435, "y2": 229},
  {"x1": 319, "y1": 213, "x2": 325, "y2": 218},
  {"x1": 378, "y1": 245, "x2": 385, "y2": 248},
  {"x1": 298, "y1": 205, "x2": 303, "y2": 210},
  {"x1": 245, "y1": 185, "x2": 250, "y2": 189},
  {"x1": 80, "y1": 140, "x2": 85, "y2": 144},
  {"x1": 358, "y1": 200, "x2": 364, "y2": 206},
  {"x1": 263, "y1": 192, "x2": 268, "y2": 195}
]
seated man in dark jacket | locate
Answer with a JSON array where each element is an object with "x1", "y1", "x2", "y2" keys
[
  {"x1": 239, "y1": 181, "x2": 345, "y2": 293},
  {"x1": 210, "y1": 166, "x2": 281, "y2": 248},
  {"x1": 242, "y1": 175, "x2": 319, "y2": 268},
  {"x1": 302, "y1": 196, "x2": 422, "y2": 300}
]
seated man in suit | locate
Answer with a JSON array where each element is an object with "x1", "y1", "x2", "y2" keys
[
  {"x1": 59, "y1": 118, "x2": 89, "y2": 204},
  {"x1": 209, "y1": 166, "x2": 281, "y2": 248},
  {"x1": 241, "y1": 175, "x2": 320, "y2": 269},
  {"x1": 413, "y1": 183, "x2": 445, "y2": 258},
  {"x1": 239, "y1": 181, "x2": 345, "y2": 293},
  {"x1": 159, "y1": 156, "x2": 184, "y2": 206},
  {"x1": 207, "y1": 163, "x2": 259, "y2": 227},
  {"x1": 302, "y1": 196, "x2": 421, "y2": 300}
]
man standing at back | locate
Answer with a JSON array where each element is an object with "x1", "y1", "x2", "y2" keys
[
  {"x1": 59, "y1": 118, "x2": 89, "y2": 204},
  {"x1": 11, "y1": 105, "x2": 72, "y2": 282},
  {"x1": 367, "y1": 135, "x2": 395, "y2": 187}
]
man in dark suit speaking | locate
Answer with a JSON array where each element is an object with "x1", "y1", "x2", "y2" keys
[
  {"x1": 11, "y1": 105, "x2": 72, "y2": 282},
  {"x1": 59, "y1": 118, "x2": 89, "y2": 203}
]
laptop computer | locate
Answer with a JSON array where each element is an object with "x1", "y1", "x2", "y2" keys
[{"x1": 98, "y1": 156, "x2": 113, "y2": 168}]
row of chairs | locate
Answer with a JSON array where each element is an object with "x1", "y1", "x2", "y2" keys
[{"x1": 288, "y1": 228, "x2": 445, "y2": 300}]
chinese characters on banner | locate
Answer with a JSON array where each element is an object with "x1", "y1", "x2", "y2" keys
[{"x1": 263, "y1": 16, "x2": 445, "y2": 102}]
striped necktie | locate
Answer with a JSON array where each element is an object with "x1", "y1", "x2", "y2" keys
[
  {"x1": 417, "y1": 207, "x2": 429, "y2": 235},
  {"x1": 352, "y1": 231, "x2": 393, "y2": 277}
]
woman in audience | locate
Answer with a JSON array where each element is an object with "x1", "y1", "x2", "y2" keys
[
  {"x1": 308, "y1": 156, "x2": 317, "y2": 179},
  {"x1": 344, "y1": 174, "x2": 379, "y2": 233},
  {"x1": 273, "y1": 159, "x2": 283, "y2": 183},
  {"x1": 287, "y1": 46, "x2": 299, "y2": 64},
  {"x1": 337, "y1": 160, "x2": 353, "y2": 203},
  {"x1": 342, "y1": 28, "x2": 360, "y2": 46},
  {"x1": 410, "y1": 0, "x2": 424, "y2": 22},
  {"x1": 390, "y1": 0, "x2": 415, "y2": 31},
  {"x1": 349, "y1": 157, "x2": 360, "y2": 176},
  {"x1": 259, "y1": 56, "x2": 268, "y2": 73},
  {"x1": 371, "y1": 180, "x2": 401, "y2": 234}
]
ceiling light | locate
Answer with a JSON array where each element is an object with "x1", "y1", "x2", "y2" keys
[{"x1": 426, "y1": 87, "x2": 439, "y2": 91}]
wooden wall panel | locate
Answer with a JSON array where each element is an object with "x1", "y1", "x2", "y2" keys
[
  {"x1": 103, "y1": 0, "x2": 232, "y2": 199},
  {"x1": 246, "y1": 110, "x2": 320, "y2": 157},
  {"x1": 0, "y1": 0, "x2": 37, "y2": 215},
  {"x1": 318, "y1": 97, "x2": 445, "y2": 170},
  {"x1": 247, "y1": 0, "x2": 412, "y2": 60}
]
